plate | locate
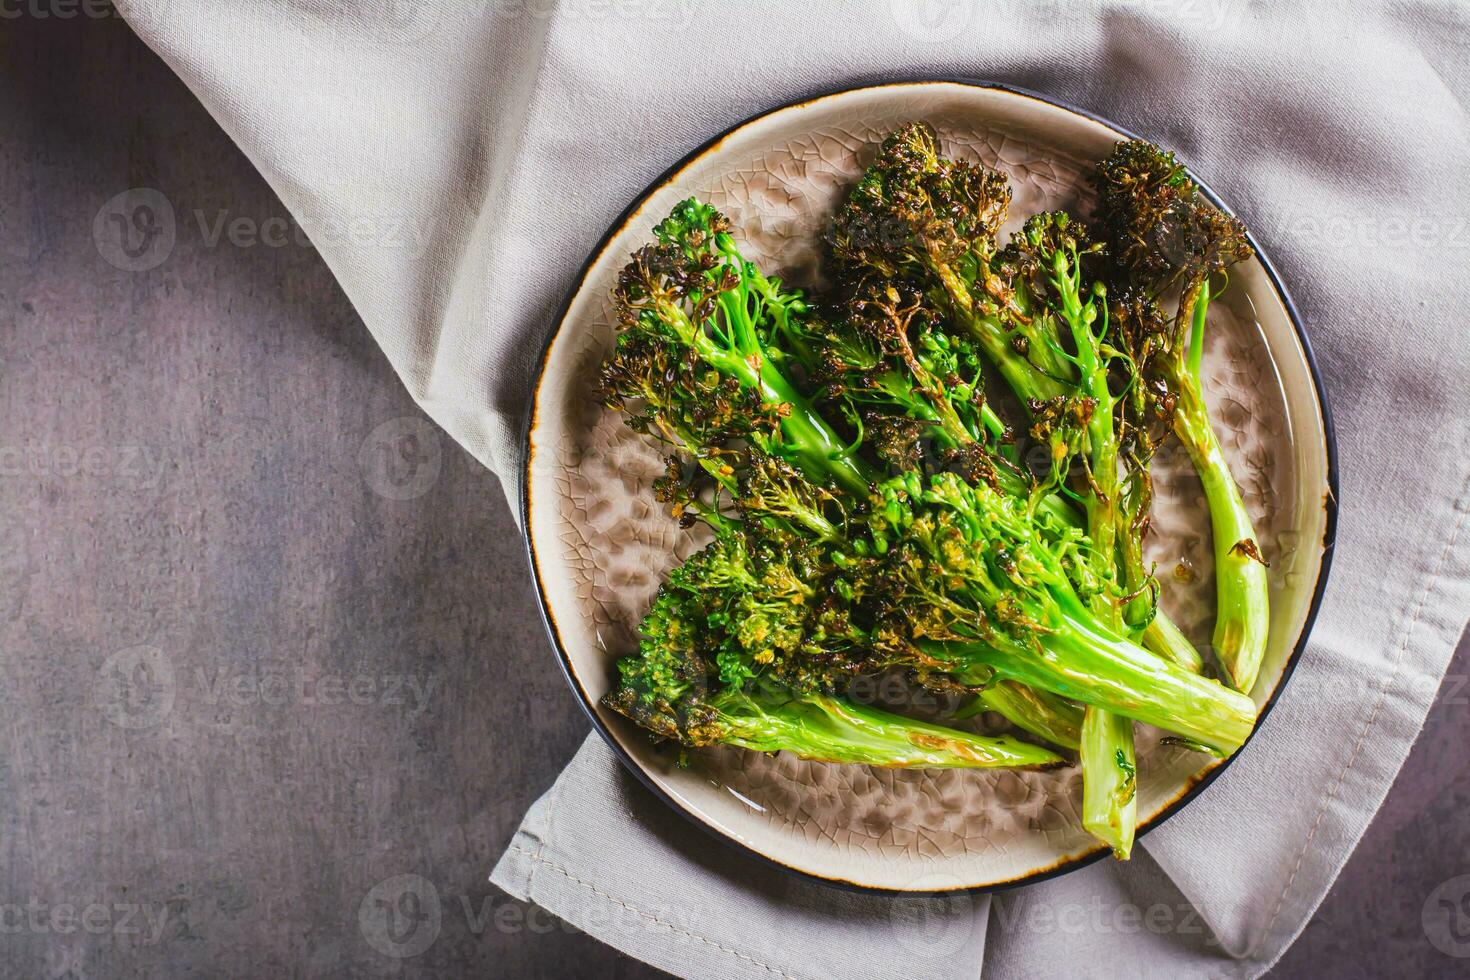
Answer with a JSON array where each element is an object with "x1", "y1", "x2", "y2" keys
[{"x1": 521, "y1": 80, "x2": 1337, "y2": 892}]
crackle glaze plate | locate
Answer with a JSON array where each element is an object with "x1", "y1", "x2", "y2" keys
[{"x1": 521, "y1": 81, "x2": 1337, "y2": 893}]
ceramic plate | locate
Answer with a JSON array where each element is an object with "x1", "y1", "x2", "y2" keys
[{"x1": 521, "y1": 80, "x2": 1337, "y2": 893}]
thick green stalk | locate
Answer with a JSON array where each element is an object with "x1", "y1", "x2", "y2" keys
[
  {"x1": 923, "y1": 254, "x2": 1068, "y2": 404},
  {"x1": 1169, "y1": 281, "x2": 1270, "y2": 693},
  {"x1": 1078, "y1": 498, "x2": 1139, "y2": 859},
  {"x1": 930, "y1": 613, "x2": 1257, "y2": 755},
  {"x1": 1173, "y1": 374, "x2": 1270, "y2": 693},
  {"x1": 754, "y1": 357, "x2": 876, "y2": 496},
  {"x1": 1058, "y1": 262, "x2": 1138, "y2": 860},
  {"x1": 1081, "y1": 709, "x2": 1137, "y2": 858},
  {"x1": 1143, "y1": 615, "x2": 1206, "y2": 674},
  {"x1": 969, "y1": 681, "x2": 1083, "y2": 750},
  {"x1": 715, "y1": 692, "x2": 1064, "y2": 769},
  {"x1": 958, "y1": 307, "x2": 1067, "y2": 403}
]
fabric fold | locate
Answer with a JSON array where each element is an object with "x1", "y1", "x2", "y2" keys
[{"x1": 492, "y1": 738, "x2": 994, "y2": 980}]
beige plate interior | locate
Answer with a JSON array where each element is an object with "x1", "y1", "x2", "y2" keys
[{"x1": 524, "y1": 81, "x2": 1334, "y2": 892}]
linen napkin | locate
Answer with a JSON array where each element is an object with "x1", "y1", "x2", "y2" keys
[{"x1": 119, "y1": 1, "x2": 1470, "y2": 976}]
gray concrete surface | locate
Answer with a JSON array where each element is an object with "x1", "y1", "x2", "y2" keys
[{"x1": 0, "y1": 11, "x2": 1465, "y2": 979}]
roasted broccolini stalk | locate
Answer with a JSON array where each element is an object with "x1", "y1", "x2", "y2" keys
[
  {"x1": 1093, "y1": 140, "x2": 1267, "y2": 695},
  {"x1": 605, "y1": 198, "x2": 875, "y2": 496},
  {"x1": 961, "y1": 680, "x2": 1084, "y2": 751},
  {"x1": 863, "y1": 472, "x2": 1256, "y2": 756},
  {"x1": 603, "y1": 513, "x2": 1064, "y2": 771}
]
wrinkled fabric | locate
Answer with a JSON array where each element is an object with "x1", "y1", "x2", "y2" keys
[{"x1": 119, "y1": 2, "x2": 1470, "y2": 976}]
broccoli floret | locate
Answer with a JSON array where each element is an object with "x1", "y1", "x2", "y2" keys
[
  {"x1": 828, "y1": 123, "x2": 1011, "y2": 280},
  {"x1": 602, "y1": 522, "x2": 1062, "y2": 771},
  {"x1": 1094, "y1": 140, "x2": 1251, "y2": 314},
  {"x1": 602, "y1": 198, "x2": 874, "y2": 497}
]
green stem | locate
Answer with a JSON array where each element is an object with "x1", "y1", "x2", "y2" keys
[
  {"x1": 679, "y1": 497, "x2": 736, "y2": 538},
  {"x1": 931, "y1": 613, "x2": 1257, "y2": 755},
  {"x1": 1187, "y1": 279, "x2": 1208, "y2": 379},
  {"x1": 970, "y1": 681, "x2": 1083, "y2": 750},
  {"x1": 665, "y1": 296, "x2": 876, "y2": 497},
  {"x1": 716, "y1": 692, "x2": 1063, "y2": 770},
  {"x1": 925, "y1": 257, "x2": 1067, "y2": 404},
  {"x1": 1081, "y1": 708, "x2": 1137, "y2": 858},
  {"x1": 1143, "y1": 615, "x2": 1206, "y2": 674},
  {"x1": 1059, "y1": 266, "x2": 1138, "y2": 861},
  {"x1": 978, "y1": 401, "x2": 1008, "y2": 442},
  {"x1": 755, "y1": 358, "x2": 876, "y2": 496},
  {"x1": 1172, "y1": 367, "x2": 1270, "y2": 694},
  {"x1": 1118, "y1": 496, "x2": 1161, "y2": 634},
  {"x1": 961, "y1": 309, "x2": 1067, "y2": 402}
]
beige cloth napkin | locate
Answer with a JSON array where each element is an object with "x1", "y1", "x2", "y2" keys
[{"x1": 121, "y1": 1, "x2": 1470, "y2": 976}]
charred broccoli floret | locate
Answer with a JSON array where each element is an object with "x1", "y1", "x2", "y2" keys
[
  {"x1": 602, "y1": 198, "x2": 875, "y2": 496},
  {"x1": 859, "y1": 473, "x2": 1255, "y2": 755},
  {"x1": 603, "y1": 522, "x2": 1064, "y2": 771}
]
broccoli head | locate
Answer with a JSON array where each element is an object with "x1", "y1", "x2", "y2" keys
[
  {"x1": 1093, "y1": 140, "x2": 1252, "y2": 307},
  {"x1": 828, "y1": 122, "x2": 1011, "y2": 285}
]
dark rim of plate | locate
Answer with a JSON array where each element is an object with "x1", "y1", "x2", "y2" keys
[{"x1": 516, "y1": 78, "x2": 1341, "y2": 896}]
